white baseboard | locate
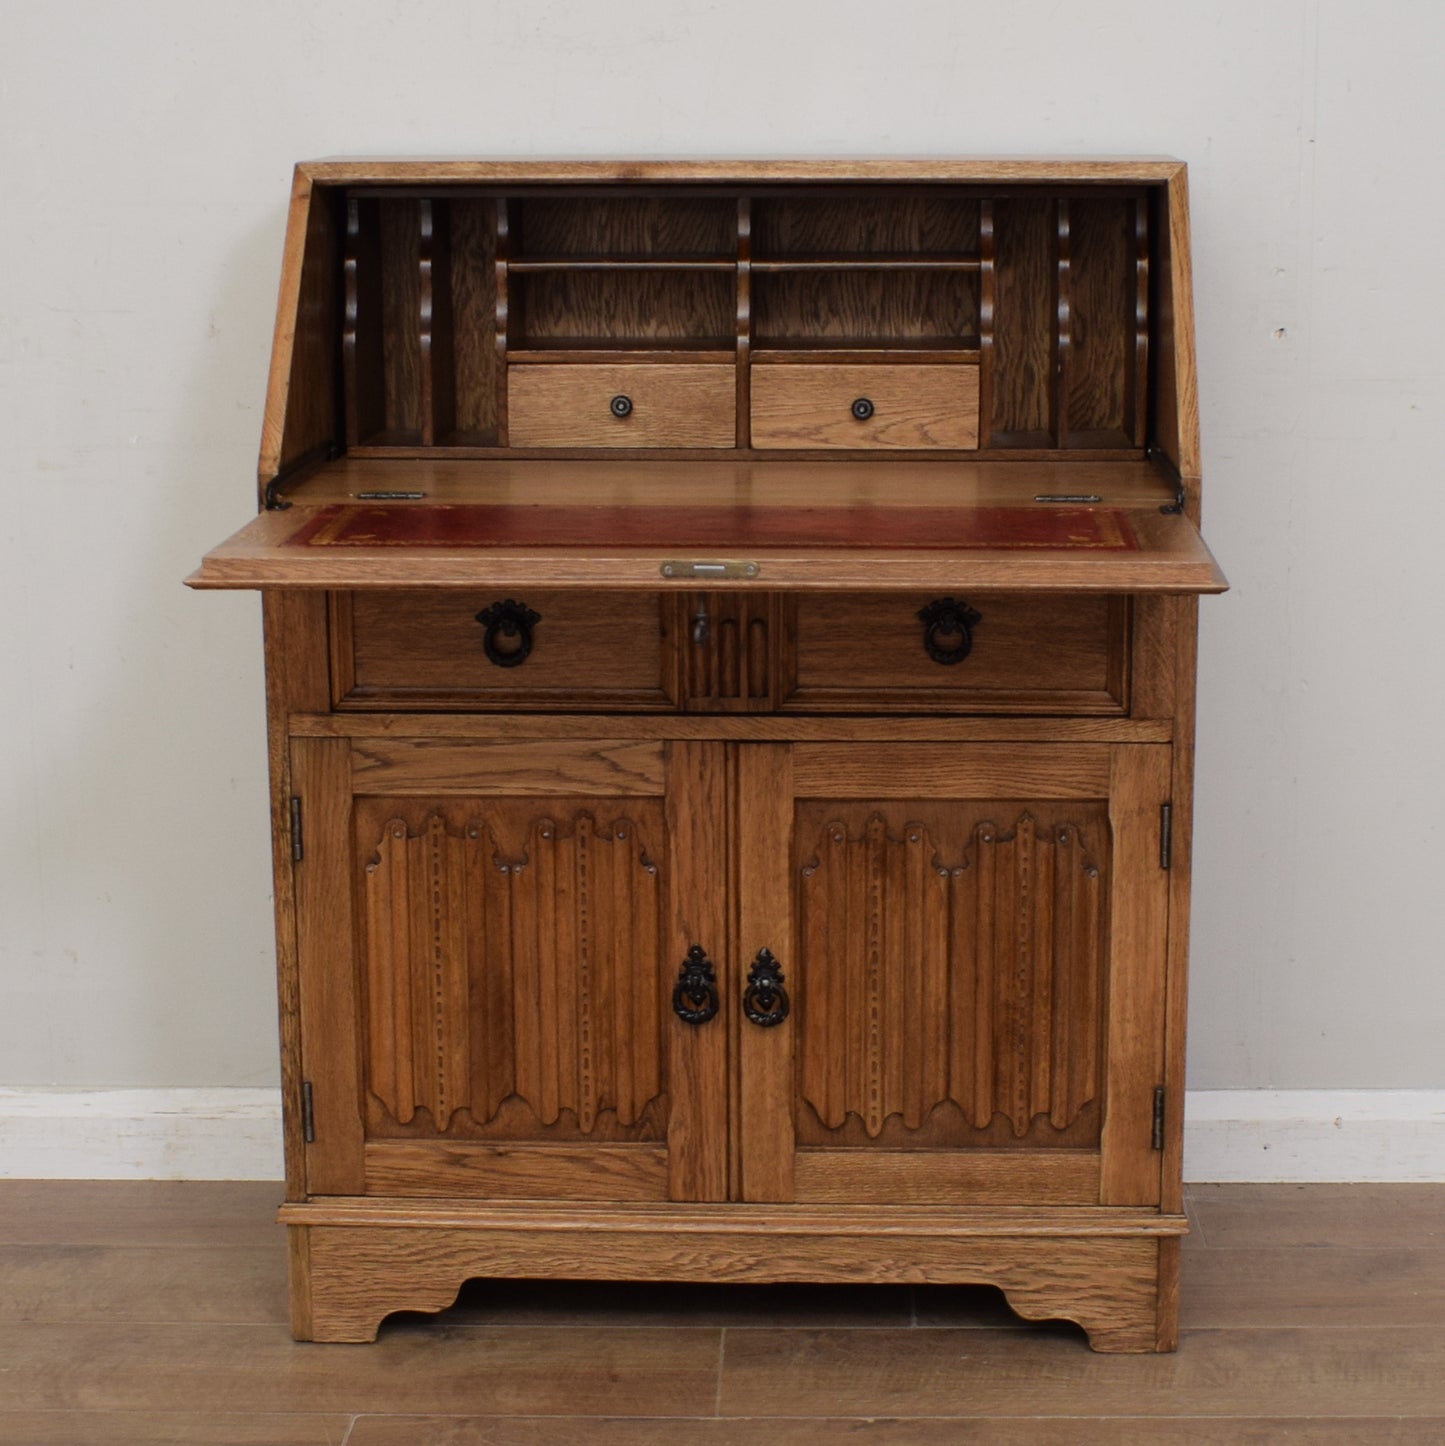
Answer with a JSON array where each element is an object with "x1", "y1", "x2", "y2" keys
[
  {"x1": 1181, "y1": 1089, "x2": 1445, "y2": 1182},
  {"x1": 2, "y1": 1087, "x2": 1442, "y2": 1182},
  {"x1": 0, "y1": 1088, "x2": 283, "y2": 1180}
]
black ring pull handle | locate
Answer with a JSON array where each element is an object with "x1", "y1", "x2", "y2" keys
[
  {"x1": 610, "y1": 394, "x2": 633, "y2": 418},
  {"x1": 850, "y1": 397, "x2": 874, "y2": 421},
  {"x1": 475, "y1": 599, "x2": 541, "y2": 668},
  {"x1": 672, "y1": 945, "x2": 719, "y2": 1025},
  {"x1": 742, "y1": 948, "x2": 789, "y2": 1028},
  {"x1": 917, "y1": 597, "x2": 982, "y2": 666}
]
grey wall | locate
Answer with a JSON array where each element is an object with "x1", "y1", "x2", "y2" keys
[{"x1": 2, "y1": 0, "x2": 1441, "y2": 1090}]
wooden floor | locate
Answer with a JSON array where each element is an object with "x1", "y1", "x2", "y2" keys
[{"x1": 0, "y1": 1183, "x2": 1442, "y2": 1443}]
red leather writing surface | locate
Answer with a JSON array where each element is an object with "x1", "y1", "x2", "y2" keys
[{"x1": 287, "y1": 505, "x2": 1138, "y2": 551}]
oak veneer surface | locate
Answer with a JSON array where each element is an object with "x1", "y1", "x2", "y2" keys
[{"x1": 2, "y1": 1182, "x2": 1444, "y2": 1441}]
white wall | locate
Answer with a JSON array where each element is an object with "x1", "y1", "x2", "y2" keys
[{"x1": 2, "y1": 0, "x2": 1441, "y2": 1094}]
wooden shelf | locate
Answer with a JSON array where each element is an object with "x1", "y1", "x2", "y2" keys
[
  {"x1": 507, "y1": 343, "x2": 734, "y2": 363},
  {"x1": 752, "y1": 256, "x2": 982, "y2": 272},
  {"x1": 509, "y1": 256, "x2": 736, "y2": 272}
]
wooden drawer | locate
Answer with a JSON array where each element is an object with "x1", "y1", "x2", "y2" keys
[
  {"x1": 750, "y1": 363, "x2": 980, "y2": 449},
  {"x1": 781, "y1": 592, "x2": 1128, "y2": 714},
  {"x1": 332, "y1": 591, "x2": 674, "y2": 710},
  {"x1": 508, "y1": 364, "x2": 735, "y2": 448}
]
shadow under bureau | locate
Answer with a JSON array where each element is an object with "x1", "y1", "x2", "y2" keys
[{"x1": 192, "y1": 158, "x2": 1226, "y2": 1351}]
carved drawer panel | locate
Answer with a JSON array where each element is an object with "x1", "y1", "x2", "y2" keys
[
  {"x1": 508, "y1": 363, "x2": 736, "y2": 448},
  {"x1": 332, "y1": 590, "x2": 673, "y2": 710},
  {"x1": 750, "y1": 363, "x2": 980, "y2": 449},
  {"x1": 781, "y1": 592, "x2": 1128, "y2": 714}
]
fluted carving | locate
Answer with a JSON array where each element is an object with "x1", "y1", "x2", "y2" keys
[
  {"x1": 362, "y1": 809, "x2": 663, "y2": 1135},
  {"x1": 798, "y1": 812, "x2": 1102, "y2": 1139}
]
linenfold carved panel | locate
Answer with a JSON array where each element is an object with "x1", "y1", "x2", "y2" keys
[
  {"x1": 359, "y1": 804, "x2": 665, "y2": 1137},
  {"x1": 797, "y1": 809, "x2": 1104, "y2": 1141}
]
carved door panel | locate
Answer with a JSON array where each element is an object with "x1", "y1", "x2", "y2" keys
[
  {"x1": 290, "y1": 736, "x2": 728, "y2": 1203},
  {"x1": 735, "y1": 743, "x2": 1171, "y2": 1207}
]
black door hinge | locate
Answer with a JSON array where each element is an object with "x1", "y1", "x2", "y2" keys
[
  {"x1": 289, "y1": 796, "x2": 304, "y2": 862},
  {"x1": 1159, "y1": 802, "x2": 1173, "y2": 870},
  {"x1": 1151, "y1": 1086, "x2": 1166, "y2": 1151},
  {"x1": 301, "y1": 1080, "x2": 315, "y2": 1144}
]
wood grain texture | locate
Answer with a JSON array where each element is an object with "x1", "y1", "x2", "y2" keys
[
  {"x1": 262, "y1": 591, "x2": 331, "y2": 1199},
  {"x1": 448, "y1": 198, "x2": 498, "y2": 444},
  {"x1": 1065, "y1": 197, "x2": 1135, "y2": 447},
  {"x1": 349, "y1": 738, "x2": 666, "y2": 795},
  {"x1": 336, "y1": 588, "x2": 670, "y2": 711},
  {"x1": 290, "y1": 737, "x2": 365, "y2": 1195},
  {"x1": 793, "y1": 807, "x2": 1104, "y2": 1144},
  {"x1": 378, "y1": 198, "x2": 423, "y2": 440},
  {"x1": 290, "y1": 1218, "x2": 1167, "y2": 1348},
  {"x1": 509, "y1": 363, "x2": 735, "y2": 447},
  {"x1": 192, "y1": 482, "x2": 1225, "y2": 595},
  {"x1": 752, "y1": 192, "x2": 980, "y2": 258},
  {"x1": 790, "y1": 743, "x2": 1112, "y2": 799},
  {"x1": 784, "y1": 590, "x2": 1126, "y2": 714},
  {"x1": 735, "y1": 744, "x2": 796, "y2": 1203},
  {"x1": 664, "y1": 742, "x2": 730, "y2": 1201},
  {"x1": 751, "y1": 363, "x2": 979, "y2": 449},
  {"x1": 991, "y1": 196, "x2": 1055, "y2": 446},
  {"x1": 792, "y1": 1151, "x2": 1099, "y2": 1205},
  {"x1": 0, "y1": 1414, "x2": 353, "y2": 1445},
  {"x1": 752, "y1": 270, "x2": 978, "y2": 349},
  {"x1": 291, "y1": 712, "x2": 1173, "y2": 744},
  {"x1": 419, "y1": 199, "x2": 455, "y2": 446},
  {"x1": 511, "y1": 270, "x2": 734, "y2": 350},
  {"x1": 1098, "y1": 745, "x2": 1172, "y2": 1206},
  {"x1": 513, "y1": 195, "x2": 736, "y2": 259},
  {"x1": 364, "y1": 1142, "x2": 669, "y2": 1200},
  {"x1": 355, "y1": 801, "x2": 665, "y2": 1144},
  {"x1": 343, "y1": 196, "x2": 384, "y2": 447},
  {"x1": 669, "y1": 591, "x2": 782, "y2": 712},
  {"x1": 301, "y1": 159, "x2": 1190, "y2": 184}
]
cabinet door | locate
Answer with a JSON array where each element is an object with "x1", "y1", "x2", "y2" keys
[
  {"x1": 290, "y1": 736, "x2": 728, "y2": 1203},
  {"x1": 736, "y1": 742, "x2": 1170, "y2": 1207}
]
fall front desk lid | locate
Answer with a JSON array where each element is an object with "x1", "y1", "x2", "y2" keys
[{"x1": 189, "y1": 459, "x2": 1226, "y2": 593}]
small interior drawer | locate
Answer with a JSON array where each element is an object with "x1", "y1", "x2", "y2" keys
[
  {"x1": 750, "y1": 363, "x2": 980, "y2": 449},
  {"x1": 507, "y1": 364, "x2": 736, "y2": 448},
  {"x1": 781, "y1": 592, "x2": 1128, "y2": 714},
  {"x1": 332, "y1": 591, "x2": 674, "y2": 710}
]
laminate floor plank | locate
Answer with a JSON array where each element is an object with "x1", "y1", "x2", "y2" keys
[
  {"x1": 342, "y1": 1419, "x2": 1445, "y2": 1446},
  {"x1": 1181, "y1": 1245, "x2": 1445, "y2": 1328},
  {"x1": 0, "y1": 1244, "x2": 287, "y2": 1323},
  {"x1": 0, "y1": 1323, "x2": 721, "y2": 1417},
  {"x1": 0, "y1": 1181, "x2": 284, "y2": 1249},
  {"x1": 444, "y1": 1278, "x2": 913, "y2": 1328},
  {"x1": 1187, "y1": 1183, "x2": 1445, "y2": 1249},
  {"x1": 716, "y1": 1325, "x2": 1445, "y2": 1418},
  {"x1": 0, "y1": 1414, "x2": 352, "y2": 1445}
]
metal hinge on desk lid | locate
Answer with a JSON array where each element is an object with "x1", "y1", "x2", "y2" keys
[
  {"x1": 301, "y1": 1081, "x2": 315, "y2": 1144},
  {"x1": 1159, "y1": 802, "x2": 1173, "y2": 870},
  {"x1": 289, "y1": 797, "x2": 304, "y2": 862},
  {"x1": 1151, "y1": 1086, "x2": 1166, "y2": 1151}
]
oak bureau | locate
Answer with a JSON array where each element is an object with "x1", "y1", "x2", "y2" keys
[{"x1": 192, "y1": 158, "x2": 1226, "y2": 1350}]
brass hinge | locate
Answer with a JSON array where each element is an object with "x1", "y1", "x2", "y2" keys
[
  {"x1": 1151, "y1": 1086, "x2": 1166, "y2": 1151},
  {"x1": 301, "y1": 1080, "x2": 315, "y2": 1144},
  {"x1": 289, "y1": 796, "x2": 304, "y2": 863},
  {"x1": 1159, "y1": 802, "x2": 1173, "y2": 870}
]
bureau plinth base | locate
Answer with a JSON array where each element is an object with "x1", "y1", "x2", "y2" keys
[{"x1": 279, "y1": 1200, "x2": 1185, "y2": 1353}]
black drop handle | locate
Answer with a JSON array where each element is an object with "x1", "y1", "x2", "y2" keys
[
  {"x1": 673, "y1": 946, "x2": 719, "y2": 1025},
  {"x1": 742, "y1": 948, "x2": 789, "y2": 1028},
  {"x1": 917, "y1": 597, "x2": 982, "y2": 666},
  {"x1": 475, "y1": 599, "x2": 540, "y2": 668}
]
